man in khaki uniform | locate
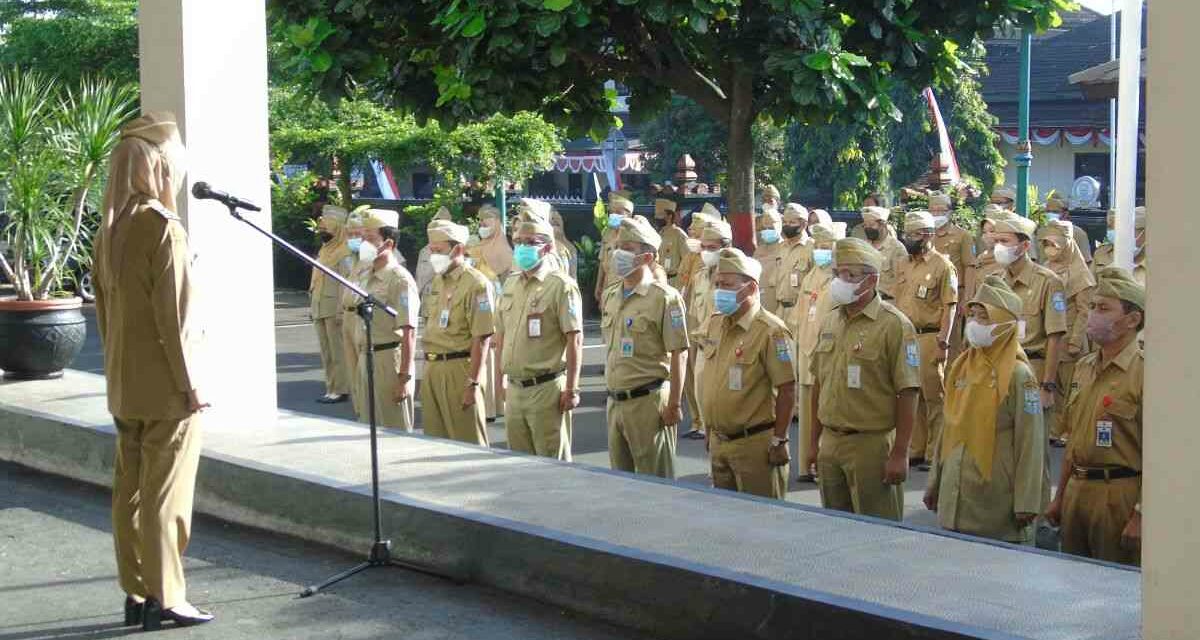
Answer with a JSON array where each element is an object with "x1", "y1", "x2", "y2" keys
[
  {"x1": 1092, "y1": 207, "x2": 1147, "y2": 285},
  {"x1": 1046, "y1": 267, "x2": 1144, "y2": 566},
  {"x1": 1045, "y1": 196, "x2": 1092, "y2": 263},
  {"x1": 420, "y1": 220, "x2": 496, "y2": 445},
  {"x1": 754, "y1": 206, "x2": 786, "y2": 314},
  {"x1": 991, "y1": 186, "x2": 1016, "y2": 209},
  {"x1": 415, "y1": 206, "x2": 452, "y2": 298},
  {"x1": 679, "y1": 209, "x2": 717, "y2": 440},
  {"x1": 761, "y1": 184, "x2": 781, "y2": 212},
  {"x1": 594, "y1": 192, "x2": 635, "y2": 303},
  {"x1": 341, "y1": 209, "x2": 370, "y2": 418},
  {"x1": 774, "y1": 203, "x2": 814, "y2": 321},
  {"x1": 312, "y1": 205, "x2": 352, "y2": 404},
  {"x1": 791, "y1": 221, "x2": 843, "y2": 482},
  {"x1": 355, "y1": 209, "x2": 419, "y2": 431},
  {"x1": 808, "y1": 238, "x2": 920, "y2": 521},
  {"x1": 928, "y1": 192, "x2": 974, "y2": 361},
  {"x1": 894, "y1": 211, "x2": 958, "y2": 470},
  {"x1": 858, "y1": 206, "x2": 908, "y2": 300},
  {"x1": 696, "y1": 248, "x2": 794, "y2": 499},
  {"x1": 549, "y1": 208, "x2": 578, "y2": 279},
  {"x1": 603, "y1": 216, "x2": 689, "y2": 477},
  {"x1": 982, "y1": 213, "x2": 1068, "y2": 435},
  {"x1": 654, "y1": 198, "x2": 689, "y2": 289},
  {"x1": 496, "y1": 200, "x2": 584, "y2": 460},
  {"x1": 1037, "y1": 220, "x2": 1095, "y2": 444},
  {"x1": 93, "y1": 112, "x2": 212, "y2": 626}
]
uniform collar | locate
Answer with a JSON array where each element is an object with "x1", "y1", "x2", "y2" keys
[
  {"x1": 521, "y1": 259, "x2": 553, "y2": 282},
  {"x1": 842, "y1": 293, "x2": 882, "y2": 321},
  {"x1": 908, "y1": 250, "x2": 931, "y2": 264},
  {"x1": 627, "y1": 269, "x2": 654, "y2": 296},
  {"x1": 935, "y1": 222, "x2": 954, "y2": 237},
  {"x1": 1008, "y1": 255, "x2": 1035, "y2": 285},
  {"x1": 728, "y1": 299, "x2": 762, "y2": 332},
  {"x1": 442, "y1": 262, "x2": 466, "y2": 282},
  {"x1": 1103, "y1": 337, "x2": 1140, "y2": 372}
]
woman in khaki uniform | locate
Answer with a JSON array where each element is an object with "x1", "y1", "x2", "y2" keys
[
  {"x1": 679, "y1": 209, "x2": 715, "y2": 440},
  {"x1": 311, "y1": 205, "x2": 352, "y2": 404},
  {"x1": 550, "y1": 208, "x2": 578, "y2": 279},
  {"x1": 468, "y1": 204, "x2": 512, "y2": 421},
  {"x1": 340, "y1": 210, "x2": 370, "y2": 418},
  {"x1": 1037, "y1": 220, "x2": 1095, "y2": 445},
  {"x1": 753, "y1": 206, "x2": 785, "y2": 314},
  {"x1": 924, "y1": 275, "x2": 1047, "y2": 543}
]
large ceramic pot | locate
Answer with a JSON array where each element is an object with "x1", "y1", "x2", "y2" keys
[{"x1": 0, "y1": 297, "x2": 87, "y2": 380}]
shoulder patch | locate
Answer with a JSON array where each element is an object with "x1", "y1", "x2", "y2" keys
[
  {"x1": 774, "y1": 336, "x2": 792, "y2": 362},
  {"x1": 1023, "y1": 388, "x2": 1042, "y2": 415},
  {"x1": 1052, "y1": 291, "x2": 1067, "y2": 313},
  {"x1": 905, "y1": 341, "x2": 920, "y2": 367},
  {"x1": 669, "y1": 304, "x2": 685, "y2": 329}
]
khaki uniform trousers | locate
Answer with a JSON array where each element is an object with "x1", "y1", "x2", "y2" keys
[
  {"x1": 607, "y1": 386, "x2": 676, "y2": 479},
  {"x1": 421, "y1": 358, "x2": 489, "y2": 445},
  {"x1": 711, "y1": 430, "x2": 787, "y2": 499},
  {"x1": 793, "y1": 383, "x2": 815, "y2": 478},
  {"x1": 1061, "y1": 475, "x2": 1140, "y2": 566},
  {"x1": 505, "y1": 375, "x2": 571, "y2": 461},
  {"x1": 684, "y1": 345, "x2": 703, "y2": 431},
  {"x1": 1029, "y1": 357, "x2": 1055, "y2": 507},
  {"x1": 1051, "y1": 358, "x2": 1078, "y2": 439},
  {"x1": 315, "y1": 316, "x2": 348, "y2": 395},
  {"x1": 482, "y1": 345, "x2": 498, "y2": 419},
  {"x1": 357, "y1": 346, "x2": 413, "y2": 431},
  {"x1": 341, "y1": 311, "x2": 363, "y2": 418},
  {"x1": 112, "y1": 415, "x2": 202, "y2": 609},
  {"x1": 909, "y1": 332, "x2": 946, "y2": 461},
  {"x1": 817, "y1": 429, "x2": 904, "y2": 521}
]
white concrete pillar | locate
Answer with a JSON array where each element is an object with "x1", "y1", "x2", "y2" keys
[
  {"x1": 1144, "y1": 3, "x2": 1198, "y2": 638},
  {"x1": 138, "y1": 0, "x2": 277, "y2": 423}
]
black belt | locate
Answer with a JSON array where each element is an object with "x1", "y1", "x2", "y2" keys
[
  {"x1": 667, "y1": 272, "x2": 678, "y2": 278},
  {"x1": 607, "y1": 380, "x2": 664, "y2": 402},
  {"x1": 344, "y1": 306, "x2": 357, "y2": 313},
  {"x1": 713, "y1": 422, "x2": 774, "y2": 442},
  {"x1": 779, "y1": 301, "x2": 796, "y2": 308},
  {"x1": 373, "y1": 342, "x2": 400, "y2": 352},
  {"x1": 1026, "y1": 350, "x2": 1045, "y2": 360},
  {"x1": 425, "y1": 350, "x2": 470, "y2": 361},
  {"x1": 825, "y1": 425, "x2": 864, "y2": 436},
  {"x1": 514, "y1": 371, "x2": 563, "y2": 388},
  {"x1": 1072, "y1": 466, "x2": 1140, "y2": 481},
  {"x1": 916, "y1": 327, "x2": 940, "y2": 335}
]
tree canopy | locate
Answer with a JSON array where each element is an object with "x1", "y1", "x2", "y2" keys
[{"x1": 0, "y1": 0, "x2": 138, "y2": 86}]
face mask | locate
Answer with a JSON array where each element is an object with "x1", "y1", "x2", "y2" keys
[
  {"x1": 612, "y1": 248, "x2": 639, "y2": 278},
  {"x1": 813, "y1": 248, "x2": 833, "y2": 267},
  {"x1": 478, "y1": 224, "x2": 494, "y2": 239},
  {"x1": 965, "y1": 320, "x2": 1000, "y2": 349},
  {"x1": 686, "y1": 238, "x2": 702, "y2": 253},
  {"x1": 430, "y1": 252, "x2": 452, "y2": 275},
  {"x1": 713, "y1": 284, "x2": 746, "y2": 315},
  {"x1": 993, "y1": 243, "x2": 1021, "y2": 266},
  {"x1": 608, "y1": 214, "x2": 623, "y2": 230},
  {"x1": 1046, "y1": 212, "x2": 1062, "y2": 223},
  {"x1": 864, "y1": 227, "x2": 881, "y2": 242},
  {"x1": 760, "y1": 229, "x2": 780, "y2": 244},
  {"x1": 318, "y1": 231, "x2": 334, "y2": 244},
  {"x1": 830, "y1": 275, "x2": 866, "y2": 305},
  {"x1": 1106, "y1": 229, "x2": 1117, "y2": 244},
  {"x1": 513, "y1": 244, "x2": 542, "y2": 271},
  {"x1": 358, "y1": 240, "x2": 379, "y2": 262},
  {"x1": 903, "y1": 237, "x2": 926, "y2": 256},
  {"x1": 932, "y1": 216, "x2": 949, "y2": 229},
  {"x1": 1087, "y1": 311, "x2": 1130, "y2": 345},
  {"x1": 782, "y1": 225, "x2": 802, "y2": 239},
  {"x1": 701, "y1": 250, "x2": 719, "y2": 268},
  {"x1": 347, "y1": 237, "x2": 363, "y2": 254}
]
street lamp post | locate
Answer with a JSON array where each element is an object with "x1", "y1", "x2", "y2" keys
[{"x1": 1016, "y1": 28, "x2": 1033, "y2": 217}]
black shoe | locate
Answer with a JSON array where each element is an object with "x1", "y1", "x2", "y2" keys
[
  {"x1": 1049, "y1": 437, "x2": 1067, "y2": 448},
  {"x1": 316, "y1": 394, "x2": 349, "y2": 405},
  {"x1": 123, "y1": 596, "x2": 144, "y2": 626},
  {"x1": 908, "y1": 457, "x2": 926, "y2": 468},
  {"x1": 142, "y1": 598, "x2": 214, "y2": 630},
  {"x1": 682, "y1": 430, "x2": 706, "y2": 440},
  {"x1": 796, "y1": 474, "x2": 817, "y2": 483},
  {"x1": 917, "y1": 462, "x2": 931, "y2": 472}
]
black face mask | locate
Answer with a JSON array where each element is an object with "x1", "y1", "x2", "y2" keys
[
  {"x1": 318, "y1": 231, "x2": 334, "y2": 244},
  {"x1": 782, "y1": 225, "x2": 802, "y2": 239},
  {"x1": 903, "y1": 237, "x2": 926, "y2": 256},
  {"x1": 864, "y1": 227, "x2": 882, "y2": 242}
]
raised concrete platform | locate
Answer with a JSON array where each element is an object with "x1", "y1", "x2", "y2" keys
[{"x1": 0, "y1": 371, "x2": 1140, "y2": 640}]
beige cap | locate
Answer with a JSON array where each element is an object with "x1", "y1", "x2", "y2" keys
[
  {"x1": 982, "y1": 203, "x2": 1008, "y2": 220},
  {"x1": 433, "y1": 206, "x2": 452, "y2": 221},
  {"x1": 861, "y1": 206, "x2": 891, "y2": 223},
  {"x1": 716, "y1": 248, "x2": 763, "y2": 282},
  {"x1": 811, "y1": 209, "x2": 832, "y2": 226},
  {"x1": 762, "y1": 184, "x2": 781, "y2": 200},
  {"x1": 759, "y1": 206, "x2": 782, "y2": 226},
  {"x1": 702, "y1": 219, "x2": 733, "y2": 242},
  {"x1": 1037, "y1": 219, "x2": 1074, "y2": 243},
  {"x1": 362, "y1": 208, "x2": 399, "y2": 230},
  {"x1": 519, "y1": 197, "x2": 552, "y2": 220},
  {"x1": 969, "y1": 274, "x2": 1023, "y2": 323},
  {"x1": 927, "y1": 191, "x2": 952, "y2": 212},
  {"x1": 991, "y1": 212, "x2": 1037, "y2": 237},
  {"x1": 810, "y1": 222, "x2": 846, "y2": 243},
  {"x1": 321, "y1": 204, "x2": 349, "y2": 224},
  {"x1": 428, "y1": 219, "x2": 469, "y2": 244},
  {"x1": 1094, "y1": 266, "x2": 1146, "y2": 309},
  {"x1": 782, "y1": 203, "x2": 808, "y2": 224},
  {"x1": 478, "y1": 203, "x2": 501, "y2": 220},
  {"x1": 1045, "y1": 196, "x2": 1068, "y2": 212},
  {"x1": 904, "y1": 211, "x2": 936, "y2": 233},
  {"x1": 608, "y1": 193, "x2": 634, "y2": 215},
  {"x1": 654, "y1": 198, "x2": 678, "y2": 219},
  {"x1": 992, "y1": 187, "x2": 1016, "y2": 202},
  {"x1": 834, "y1": 237, "x2": 883, "y2": 270},
  {"x1": 617, "y1": 215, "x2": 662, "y2": 249},
  {"x1": 700, "y1": 202, "x2": 721, "y2": 218}
]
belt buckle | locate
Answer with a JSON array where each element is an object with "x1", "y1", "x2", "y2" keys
[
  {"x1": 1073, "y1": 467, "x2": 1088, "y2": 479},
  {"x1": 426, "y1": 352, "x2": 437, "y2": 361}
]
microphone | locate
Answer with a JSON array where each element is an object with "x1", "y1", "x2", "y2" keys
[{"x1": 191, "y1": 181, "x2": 262, "y2": 212}]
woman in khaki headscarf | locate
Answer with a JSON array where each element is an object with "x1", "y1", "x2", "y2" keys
[
  {"x1": 924, "y1": 275, "x2": 1047, "y2": 544},
  {"x1": 1037, "y1": 220, "x2": 1095, "y2": 446},
  {"x1": 93, "y1": 111, "x2": 214, "y2": 627},
  {"x1": 467, "y1": 203, "x2": 511, "y2": 419},
  {"x1": 312, "y1": 204, "x2": 352, "y2": 403},
  {"x1": 550, "y1": 208, "x2": 577, "y2": 279}
]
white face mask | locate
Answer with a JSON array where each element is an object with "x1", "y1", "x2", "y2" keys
[
  {"x1": 358, "y1": 240, "x2": 379, "y2": 262},
  {"x1": 932, "y1": 215, "x2": 949, "y2": 228},
  {"x1": 478, "y1": 224, "x2": 494, "y2": 239},
  {"x1": 701, "y1": 250, "x2": 719, "y2": 268},
  {"x1": 965, "y1": 320, "x2": 1000, "y2": 349},
  {"x1": 993, "y1": 243, "x2": 1021, "y2": 266},
  {"x1": 829, "y1": 275, "x2": 866, "y2": 305},
  {"x1": 686, "y1": 238, "x2": 702, "y2": 254},
  {"x1": 611, "y1": 248, "x2": 639, "y2": 278},
  {"x1": 430, "y1": 252, "x2": 452, "y2": 275}
]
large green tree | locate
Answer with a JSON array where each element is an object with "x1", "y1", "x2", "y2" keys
[
  {"x1": 0, "y1": 1, "x2": 138, "y2": 86},
  {"x1": 269, "y1": 0, "x2": 1070, "y2": 250}
]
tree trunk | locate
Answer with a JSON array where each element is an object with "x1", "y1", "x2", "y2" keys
[
  {"x1": 726, "y1": 73, "x2": 757, "y2": 255},
  {"x1": 333, "y1": 154, "x2": 353, "y2": 209}
]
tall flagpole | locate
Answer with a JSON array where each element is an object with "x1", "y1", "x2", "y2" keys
[{"x1": 1114, "y1": 0, "x2": 1143, "y2": 270}]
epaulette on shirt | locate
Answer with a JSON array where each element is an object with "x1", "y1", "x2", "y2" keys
[{"x1": 144, "y1": 200, "x2": 180, "y2": 221}]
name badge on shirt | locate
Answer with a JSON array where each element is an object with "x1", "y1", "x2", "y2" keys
[
  {"x1": 847, "y1": 364, "x2": 862, "y2": 389},
  {"x1": 917, "y1": 285, "x2": 929, "y2": 299},
  {"x1": 1096, "y1": 419, "x2": 1114, "y2": 448},
  {"x1": 808, "y1": 305, "x2": 817, "y2": 322},
  {"x1": 620, "y1": 337, "x2": 634, "y2": 358},
  {"x1": 728, "y1": 365, "x2": 743, "y2": 391},
  {"x1": 664, "y1": 257, "x2": 673, "y2": 270},
  {"x1": 438, "y1": 308, "x2": 450, "y2": 329},
  {"x1": 528, "y1": 314, "x2": 542, "y2": 338},
  {"x1": 790, "y1": 272, "x2": 800, "y2": 287},
  {"x1": 1017, "y1": 320, "x2": 1027, "y2": 341}
]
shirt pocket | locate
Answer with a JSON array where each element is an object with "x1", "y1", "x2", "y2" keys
[
  {"x1": 600, "y1": 313, "x2": 614, "y2": 342},
  {"x1": 1104, "y1": 397, "x2": 1138, "y2": 421}
]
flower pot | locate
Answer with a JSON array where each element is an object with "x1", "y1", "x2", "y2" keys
[{"x1": 0, "y1": 297, "x2": 87, "y2": 380}]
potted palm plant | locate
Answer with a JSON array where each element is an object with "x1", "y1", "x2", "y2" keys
[{"x1": 0, "y1": 68, "x2": 136, "y2": 379}]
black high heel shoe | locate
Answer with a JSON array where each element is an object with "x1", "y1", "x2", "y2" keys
[
  {"x1": 123, "y1": 596, "x2": 144, "y2": 626},
  {"x1": 141, "y1": 598, "x2": 214, "y2": 631}
]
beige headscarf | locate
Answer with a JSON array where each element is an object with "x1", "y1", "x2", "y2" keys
[
  {"x1": 312, "y1": 206, "x2": 351, "y2": 295},
  {"x1": 475, "y1": 204, "x2": 513, "y2": 276},
  {"x1": 1038, "y1": 220, "x2": 1094, "y2": 299}
]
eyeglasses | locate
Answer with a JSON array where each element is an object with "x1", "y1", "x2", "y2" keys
[{"x1": 513, "y1": 239, "x2": 547, "y2": 247}]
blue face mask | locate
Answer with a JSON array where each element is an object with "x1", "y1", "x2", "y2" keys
[
  {"x1": 1106, "y1": 229, "x2": 1117, "y2": 244},
  {"x1": 760, "y1": 229, "x2": 780, "y2": 244},
  {"x1": 347, "y1": 237, "x2": 363, "y2": 254},
  {"x1": 513, "y1": 244, "x2": 542, "y2": 271},
  {"x1": 1046, "y1": 212, "x2": 1061, "y2": 223},
  {"x1": 813, "y1": 248, "x2": 833, "y2": 267},
  {"x1": 713, "y1": 285, "x2": 745, "y2": 315},
  {"x1": 608, "y1": 214, "x2": 623, "y2": 230}
]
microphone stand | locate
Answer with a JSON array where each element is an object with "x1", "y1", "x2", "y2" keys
[{"x1": 219, "y1": 202, "x2": 456, "y2": 596}]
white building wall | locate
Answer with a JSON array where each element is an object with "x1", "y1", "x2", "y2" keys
[{"x1": 997, "y1": 140, "x2": 1111, "y2": 200}]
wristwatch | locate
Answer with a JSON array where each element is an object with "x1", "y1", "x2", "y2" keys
[
  {"x1": 937, "y1": 338, "x2": 951, "y2": 350},
  {"x1": 466, "y1": 380, "x2": 480, "y2": 387},
  {"x1": 1041, "y1": 381, "x2": 1059, "y2": 392}
]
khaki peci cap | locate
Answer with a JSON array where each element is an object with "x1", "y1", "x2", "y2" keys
[
  {"x1": 433, "y1": 206, "x2": 452, "y2": 221},
  {"x1": 834, "y1": 237, "x2": 883, "y2": 271},
  {"x1": 518, "y1": 197, "x2": 552, "y2": 221},
  {"x1": 321, "y1": 204, "x2": 349, "y2": 224},
  {"x1": 811, "y1": 209, "x2": 832, "y2": 226},
  {"x1": 782, "y1": 203, "x2": 808, "y2": 224},
  {"x1": 478, "y1": 203, "x2": 501, "y2": 220},
  {"x1": 760, "y1": 205, "x2": 782, "y2": 225},
  {"x1": 861, "y1": 206, "x2": 891, "y2": 223},
  {"x1": 762, "y1": 184, "x2": 781, "y2": 199},
  {"x1": 654, "y1": 198, "x2": 678, "y2": 219},
  {"x1": 700, "y1": 202, "x2": 721, "y2": 218},
  {"x1": 982, "y1": 203, "x2": 1008, "y2": 220},
  {"x1": 927, "y1": 191, "x2": 952, "y2": 212},
  {"x1": 904, "y1": 211, "x2": 936, "y2": 233},
  {"x1": 1037, "y1": 219, "x2": 1074, "y2": 243},
  {"x1": 701, "y1": 219, "x2": 733, "y2": 243},
  {"x1": 810, "y1": 221, "x2": 846, "y2": 243},
  {"x1": 992, "y1": 187, "x2": 1016, "y2": 202},
  {"x1": 362, "y1": 208, "x2": 399, "y2": 230},
  {"x1": 969, "y1": 274, "x2": 1023, "y2": 322},
  {"x1": 1094, "y1": 266, "x2": 1146, "y2": 309},
  {"x1": 1045, "y1": 196, "x2": 1068, "y2": 212},
  {"x1": 716, "y1": 247, "x2": 763, "y2": 282},
  {"x1": 617, "y1": 215, "x2": 662, "y2": 249},
  {"x1": 991, "y1": 213, "x2": 1038, "y2": 238},
  {"x1": 428, "y1": 219, "x2": 469, "y2": 244},
  {"x1": 608, "y1": 193, "x2": 635, "y2": 215}
]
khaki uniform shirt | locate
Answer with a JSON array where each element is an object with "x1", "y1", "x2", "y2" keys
[
  {"x1": 696, "y1": 302, "x2": 794, "y2": 432},
  {"x1": 894, "y1": 249, "x2": 958, "y2": 331},
  {"x1": 755, "y1": 240, "x2": 785, "y2": 314},
  {"x1": 657, "y1": 224, "x2": 690, "y2": 289},
  {"x1": 421, "y1": 263, "x2": 496, "y2": 354},
  {"x1": 872, "y1": 235, "x2": 909, "y2": 300},
  {"x1": 794, "y1": 266, "x2": 836, "y2": 386},
  {"x1": 983, "y1": 257, "x2": 1068, "y2": 355},
  {"x1": 602, "y1": 273, "x2": 689, "y2": 390},
  {"x1": 1065, "y1": 339, "x2": 1143, "y2": 471},
  {"x1": 1072, "y1": 224, "x2": 1093, "y2": 263},
  {"x1": 686, "y1": 267, "x2": 716, "y2": 339},
  {"x1": 1045, "y1": 259, "x2": 1095, "y2": 355},
  {"x1": 774, "y1": 238, "x2": 814, "y2": 309},
  {"x1": 311, "y1": 247, "x2": 351, "y2": 320},
  {"x1": 497, "y1": 261, "x2": 583, "y2": 379},
  {"x1": 93, "y1": 202, "x2": 199, "y2": 420},
  {"x1": 359, "y1": 261, "x2": 418, "y2": 343},
  {"x1": 598, "y1": 227, "x2": 622, "y2": 290},
  {"x1": 810, "y1": 295, "x2": 921, "y2": 431},
  {"x1": 933, "y1": 223, "x2": 974, "y2": 300},
  {"x1": 1092, "y1": 244, "x2": 1147, "y2": 286},
  {"x1": 415, "y1": 245, "x2": 436, "y2": 298}
]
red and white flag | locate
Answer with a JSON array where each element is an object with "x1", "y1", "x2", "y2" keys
[{"x1": 923, "y1": 87, "x2": 961, "y2": 185}]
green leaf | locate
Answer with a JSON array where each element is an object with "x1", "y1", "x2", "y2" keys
[
  {"x1": 461, "y1": 13, "x2": 487, "y2": 38},
  {"x1": 534, "y1": 13, "x2": 563, "y2": 37},
  {"x1": 838, "y1": 52, "x2": 869, "y2": 67},
  {"x1": 310, "y1": 50, "x2": 333, "y2": 73},
  {"x1": 550, "y1": 45, "x2": 567, "y2": 66},
  {"x1": 838, "y1": 13, "x2": 855, "y2": 28},
  {"x1": 690, "y1": 14, "x2": 709, "y2": 34},
  {"x1": 803, "y1": 51, "x2": 832, "y2": 71},
  {"x1": 543, "y1": 0, "x2": 573, "y2": 11}
]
